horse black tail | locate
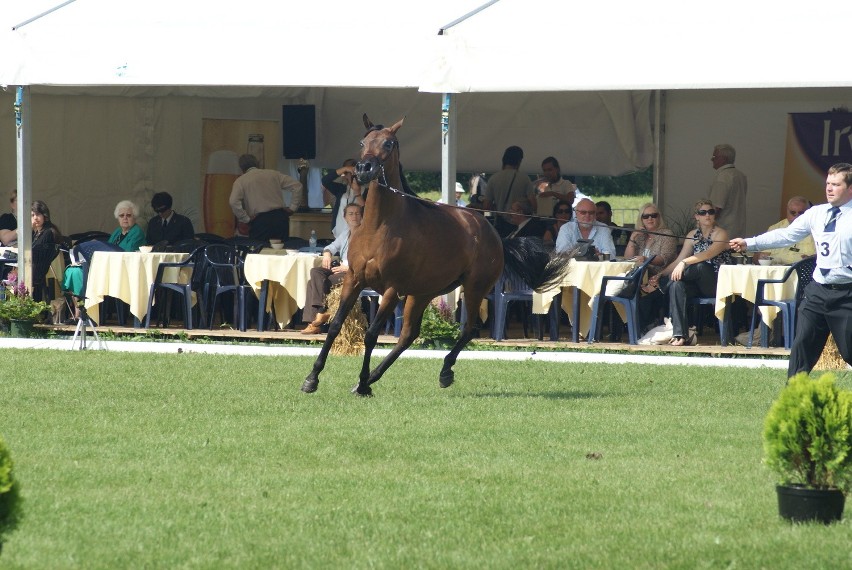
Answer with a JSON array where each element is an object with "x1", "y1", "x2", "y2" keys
[{"x1": 502, "y1": 237, "x2": 569, "y2": 291}]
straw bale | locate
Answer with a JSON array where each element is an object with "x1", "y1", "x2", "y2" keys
[
  {"x1": 325, "y1": 285, "x2": 367, "y2": 356},
  {"x1": 814, "y1": 334, "x2": 848, "y2": 371}
]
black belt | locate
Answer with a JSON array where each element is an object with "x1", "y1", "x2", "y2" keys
[{"x1": 821, "y1": 282, "x2": 852, "y2": 291}]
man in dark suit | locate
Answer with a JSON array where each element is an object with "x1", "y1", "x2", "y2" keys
[{"x1": 146, "y1": 192, "x2": 195, "y2": 246}]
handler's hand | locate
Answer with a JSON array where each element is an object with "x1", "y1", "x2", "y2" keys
[
  {"x1": 729, "y1": 238, "x2": 747, "y2": 252},
  {"x1": 236, "y1": 222, "x2": 251, "y2": 236}
]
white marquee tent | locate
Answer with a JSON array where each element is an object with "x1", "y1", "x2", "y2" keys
[{"x1": 2, "y1": 0, "x2": 852, "y2": 250}]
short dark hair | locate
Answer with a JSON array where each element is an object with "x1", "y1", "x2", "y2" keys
[
  {"x1": 151, "y1": 192, "x2": 173, "y2": 213},
  {"x1": 595, "y1": 200, "x2": 613, "y2": 214},
  {"x1": 541, "y1": 156, "x2": 560, "y2": 170},
  {"x1": 502, "y1": 146, "x2": 524, "y2": 167},
  {"x1": 238, "y1": 154, "x2": 260, "y2": 172}
]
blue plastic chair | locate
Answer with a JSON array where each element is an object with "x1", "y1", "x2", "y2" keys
[
  {"x1": 747, "y1": 256, "x2": 816, "y2": 349},
  {"x1": 588, "y1": 255, "x2": 656, "y2": 344}
]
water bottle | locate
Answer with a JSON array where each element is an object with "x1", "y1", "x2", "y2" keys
[{"x1": 309, "y1": 229, "x2": 317, "y2": 249}]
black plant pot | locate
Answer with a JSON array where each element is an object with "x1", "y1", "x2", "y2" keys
[{"x1": 776, "y1": 484, "x2": 845, "y2": 524}]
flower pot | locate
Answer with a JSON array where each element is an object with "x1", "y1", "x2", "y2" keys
[
  {"x1": 776, "y1": 484, "x2": 845, "y2": 524},
  {"x1": 8, "y1": 319, "x2": 34, "y2": 338}
]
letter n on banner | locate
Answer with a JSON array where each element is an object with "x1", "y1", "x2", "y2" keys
[{"x1": 782, "y1": 112, "x2": 852, "y2": 218}]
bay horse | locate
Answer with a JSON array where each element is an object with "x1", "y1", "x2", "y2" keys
[{"x1": 302, "y1": 114, "x2": 568, "y2": 396}]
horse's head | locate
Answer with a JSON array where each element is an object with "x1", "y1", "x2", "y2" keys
[{"x1": 356, "y1": 114, "x2": 404, "y2": 184}]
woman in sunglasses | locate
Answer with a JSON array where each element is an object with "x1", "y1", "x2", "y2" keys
[
  {"x1": 647, "y1": 199, "x2": 733, "y2": 346},
  {"x1": 625, "y1": 203, "x2": 678, "y2": 277},
  {"x1": 542, "y1": 199, "x2": 573, "y2": 248}
]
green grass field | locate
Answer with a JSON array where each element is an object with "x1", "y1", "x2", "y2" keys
[{"x1": 2, "y1": 349, "x2": 851, "y2": 568}]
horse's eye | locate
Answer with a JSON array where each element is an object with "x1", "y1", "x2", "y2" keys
[
  {"x1": 383, "y1": 140, "x2": 394, "y2": 151},
  {"x1": 359, "y1": 141, "x2": 364, "y2": 148}
]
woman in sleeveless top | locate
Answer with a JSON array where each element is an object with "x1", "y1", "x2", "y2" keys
[{"x1": 647, "y1": 199, "x2": 732, "y2": 346}]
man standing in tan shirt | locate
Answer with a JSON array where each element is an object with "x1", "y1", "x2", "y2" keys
[{"x1": 230, "y1": 154, "x2": 304, "y2": 241}]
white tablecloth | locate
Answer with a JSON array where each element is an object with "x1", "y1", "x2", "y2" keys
[
  {"x1": 714, "y1": 264, "x2": 798, "y2": 327},
  {"x1": 84, "y1": 251, "x2": 191, "y2": 324},
  {"x1": 532, "y1": 259, "x2": 636, "y2": 338},
  {"x1": 243, "y1": 252, "x2": 323, "y2": 328}
]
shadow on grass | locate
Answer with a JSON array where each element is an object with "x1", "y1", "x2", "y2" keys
[{"x1": 463, "y1": 391, "x2": 604, "y2": 400}]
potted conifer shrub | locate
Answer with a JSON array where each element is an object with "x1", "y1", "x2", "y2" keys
[
  {"x1": 763, "y1": 373, "x2": 852, "y2": 523},
  {"x1": 0, "y1": 434, "x2": 23, "y2": 555}
]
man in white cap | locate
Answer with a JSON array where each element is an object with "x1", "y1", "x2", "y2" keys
[{"x1": 438, "y1": 182, "x2": 468, "y2": 207}]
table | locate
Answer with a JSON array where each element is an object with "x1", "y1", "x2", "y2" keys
[
  {"x1": 714, "y1": 264, "x2": 797, "y2": 346},
  {"x1": 532, "y1": 259, "x2": 635, "y2": 342},
  {"x1": 84, "y1": 251, "x2": 191, "y2": 325},
  {"x1": 243, "y1": 251, "x2": 323, "y2": 329}
]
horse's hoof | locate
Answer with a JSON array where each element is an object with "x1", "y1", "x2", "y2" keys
[
  {"x1": 301, "y1": 377, "x2": 319, "y2": 393},
  {"x1": 439, "y1": 370, "x2": 455, "y2": 388},
  {"x1": 351, "y1": 384, "x2": 373, "y2": 397}
]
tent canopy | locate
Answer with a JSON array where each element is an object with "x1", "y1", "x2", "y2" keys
[{"x1": 421, "y1": 0, "x2": 852, "y2": 93}]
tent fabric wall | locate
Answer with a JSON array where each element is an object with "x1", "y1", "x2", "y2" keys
[
  {"x1": 662, "y1": 88, "x2": 852, "y2": 237},
  {"x1": 0, "y1": 88, "x2": 653, "y2": 236}
]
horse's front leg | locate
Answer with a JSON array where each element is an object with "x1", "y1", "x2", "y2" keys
[
  {"x1": 353, "y1": 290, "x2": 400, "y2": 397},
  {"x1": 360, "y1": 295, "x2": 431, "y2": 392},
  {"x1": 302, "y1": 276, "x2": 363, "y2": 393}
]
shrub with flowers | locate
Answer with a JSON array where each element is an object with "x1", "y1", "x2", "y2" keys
[
  {"x1": 417, "y1": 298, "x2": 460, "y2": 348},
  {"x1": 0, "y1": 280, "x2": 49, "y2": 322}
]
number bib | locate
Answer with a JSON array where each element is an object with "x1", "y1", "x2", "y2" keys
[{"x1": 815, "y1": 229, "x2": 844, "y2": 269}]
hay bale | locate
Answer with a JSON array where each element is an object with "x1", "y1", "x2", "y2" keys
[
  {"x1": 815, "y1": 334, "x2": 848, "y2": 371},
  {"x1": 324, "y1": 285, "x2": 368, "y2": 356}
]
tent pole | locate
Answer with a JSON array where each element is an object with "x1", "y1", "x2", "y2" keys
[
  {"x1": 15, "y1": 86, "x2": 33, "y2": 293},
  {"x1": 653, "y1": 89, "x2": 667, "y2": 209},
  {"x1": 441, "y1": 93, "x2": 457, "y2": 205}
]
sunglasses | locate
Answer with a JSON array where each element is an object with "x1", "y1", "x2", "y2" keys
[
  {"x1": 696, "y1": 209, "x2": 716, "y2": 216},
  {"x1": 789, "y1": 210, "x2": 806, "y2": 216},
  {"x1": 555, "y1": 208, "x2": 571, "y2": 214},
  {"x1": 641, "y1": 213, "x2": 659, "y2": 220},
  {"x1": 154, "y1": 206, "x2": 169, "y2": 214}
]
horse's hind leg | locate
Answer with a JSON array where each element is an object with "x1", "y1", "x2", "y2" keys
[
  {"x1": 439, "y1": 291, "x2": 483, "y2": 389},
  {"x1": 356, "y1": 292, "x2": 400, "y2": 392},
  {"x1": 352, "y1": 295, "x2": 430, "y2": 395},
  {"x1": 302, "y1": 279, "x2": 362, "y2": 393}
]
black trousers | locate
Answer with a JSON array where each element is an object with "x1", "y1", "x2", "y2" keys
[
  {"x1": 250, "y1": 208, "x2": 289, "y2": 241},
  {"x1": 667, "y1": 263, "x2": 718, "y2": 338},
  {"x1": 788, "y1": 282, "x2": 852, "y2": 378}
]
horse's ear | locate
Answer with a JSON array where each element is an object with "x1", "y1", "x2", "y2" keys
[
  {"x1": 389, "y1": 116, "x2": 405, "y2": 134},
  {"x1": 363, "y1": 114, "x2": 374, "y2": 130}
]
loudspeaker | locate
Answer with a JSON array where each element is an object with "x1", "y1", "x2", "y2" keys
[{"x1": 282, "y1": 105, "x2": 316, "y2": 159}]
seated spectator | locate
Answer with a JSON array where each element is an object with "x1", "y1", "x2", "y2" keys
[
  {"x1": 505, "y1": 201, "x2": 545, "y2": 239},
  {"x1": 301, "y1": 203, "x2": 364, "y2": 334},
  {"x1": 63, "y1": 200, "x2": 145, "y2": 303},
  {"x1": 30, "y1": 200, "x2": 63, "y2": 302},
  {"x1": 624, "y1": 203, "x2": 679, "y2": 278},
  {"x1": 542, "y1": 200, "x2": 573, "y2": 248},
  {"x1": 752, "y1": 196, "x2": 815, "y2": 265},
  {"x1": 595, "y1": 200, "x2": 629, "y2": 244},
  {"x1": 554, "y1": 198, "x2": 616, "y2": 256},
  {"x1": 0, "y1": 190, "x2": 16, "y2": 245},
  {"x1": 647, "y1": 199, "x2": 732, "y2": 346},
  {"x1": 146, "y1": 192, "x2": 194, "y2": 246}
]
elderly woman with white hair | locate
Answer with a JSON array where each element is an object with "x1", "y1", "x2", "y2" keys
[{"x1": 62, "y1": 200, "x2": 145, "y2": 300}]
